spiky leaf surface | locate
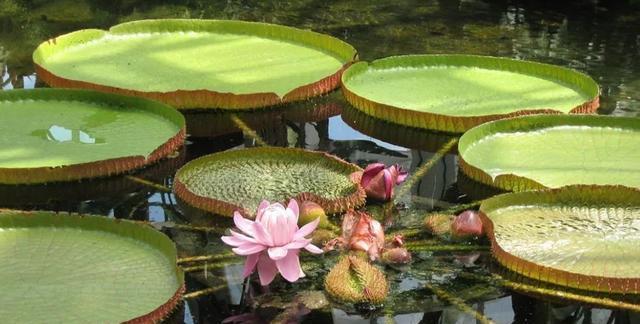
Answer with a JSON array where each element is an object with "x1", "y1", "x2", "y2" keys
[
  {"x1": 173, "y1": 147, "x2": 365, "y2": 216},
  {"x1": 342, "y1": 54, "x2": 599, "y2": 133},
  {"x1": 0, "y1": 89, "x2": 185, "y2": 184},
  {"x1": 0, "y1": 210, "x2": 184, "y2": 323},
  {"x1": 33, "y1": 19, "x2": 357, "y2": 109},
  {"x1": 459, "y1": 115, "x2": 640, "y2": 191},
  {"x1": 480, "y1": 185, "x2": 640, "y2": 293},
  {"x1": 324, "y1": 255, "x2": 388, "y2": 304}
]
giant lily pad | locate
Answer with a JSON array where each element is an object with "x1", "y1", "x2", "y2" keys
[
  {"x1": 33, "y1": 19, "x2": 357, "y2": 109},
  {"x1": 173, "y1": 147, "x2": 366, "y2": 216},
  {"x1": 341, "y1": 55, "x2": 599, "y2": 133},
  {"x1": 459, "y1": 115, "x2": 640, "y2": 191},
  {"x1": 480, "y1": 185, "x2": 640, "y2": 293},
  {"x1": 0, "y1": 89, "x2": 185, "y2": 184},
  {"x1": 0, "y1": 210, "x2": 184, "y2": 322}
]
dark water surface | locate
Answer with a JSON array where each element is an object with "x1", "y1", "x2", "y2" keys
[{"x1": 1, "y1": 1, "x2": 639, "y2": 323}]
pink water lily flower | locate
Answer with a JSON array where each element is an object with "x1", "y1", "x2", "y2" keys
[
  {"x1": 361, "y1": 163, "x2": 408, "y2": 201},
  {"x1": 221, "y1": 199, "x2": 323, "y2": 286}
]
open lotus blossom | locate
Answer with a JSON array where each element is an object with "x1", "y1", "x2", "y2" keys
[
  {"x1": 361, "y1": 163, "x2": 408, "y2": 201},
  {"x1": 221, "y1": 199, "x2": 323, "y2": 286}
]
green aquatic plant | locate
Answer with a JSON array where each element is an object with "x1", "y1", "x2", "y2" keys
[
  {"x1": 33, "y1": 19, "x2": 357, "y2": 109},
  {"x1": 480, "y1": 185, "x2": 640, "y2": 293},
  {"x1": 459, "y1": 115, "x2": 640, "y2": 191},
  {"x1": 173, "y1": 147, "x2": 365, "y2": 217},
  {"x1": 0, "y1": 210, "x2": 184, "y2": 322},
  {"x1": 342, "y1": 54, "x2": 599, "y2": 133},
  {"x1": 0, "y1": 89, "x2": 185, "y2": 184},
  {"x1": 324, "y1": 255, "x2": 388, "y2": 305}
]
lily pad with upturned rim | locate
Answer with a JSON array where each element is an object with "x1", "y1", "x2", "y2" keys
[
  {"x1": 480, "y1": 185, "x2": 640, "y2": 293},
  {"x1": 0, "y1": 210, "x2": 184, "y2": 323},
  {"x1": 341, "y1": 55, "x2": 599, "y2": 133},
  {"x1": 33, "y1": 19, "x2": 357, "y2": 109},
  {"x1": 173, "y1": 147, "x2": 366, "y2": 217},
  {"x1": 458, "y1": 114, "x2": 640, "y2": 191},
  {"x1": 0, "y1": 89, "x2": 185, "y2": 184}
]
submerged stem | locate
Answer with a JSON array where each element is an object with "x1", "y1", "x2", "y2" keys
[
  {"x1": 183, "y1": 284, "x2": 228, "y2": 300},
  {"x1": 177, "y1": 252, "x2": 238, "y2": 264},
  {"x1": 230, "y1": 114, "x2": 269, "y2": 147},
  {"x1": 424, "y1": 282, "x2": 495, "y2": 324},
  {"x1": 396, "y1": 138, "x2": 458, "y2": 197},
  {"x1": 125, "y1": 175, "x2": 171, "y2": 192}
]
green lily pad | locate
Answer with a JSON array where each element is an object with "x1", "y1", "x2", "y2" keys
[
  {"x1": 480, "y1": 185, "x2": 640, "y2": 293},
  {"x1": 33, "y1": 19, "x2": 357, "y2": 109},
  {"x1": 0, "y1": 210, "x2": 184, "y2": 322},
  {"x1": 459, "y1": 115, "x2": 640, "y2": 191},
  {"x1": 342, "y1": 55, "x2": 599, "y2": 133},
  {"x1": 173, "y1": 147, "x2": 366, "y2": 216},
  {"x1": 0, "y1": 89, "x2": 185, "y2": 184}
]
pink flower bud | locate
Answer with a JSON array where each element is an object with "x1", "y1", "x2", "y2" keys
[
  {"x1": 361, "y1": 163, "x2": 408, "y2": 201},
  {"x1": 451, "y1": 210, "x2": 484, "y2": 239}
]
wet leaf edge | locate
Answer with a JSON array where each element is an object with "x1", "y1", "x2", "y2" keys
[
  {"x1": 33, "y1": 19, "x2": 358, "y2": 110},
  {"x1": 0, "y1": 89, "x2": 186, "y2": 185},
  {"x1": 479, "y1": 185, "x2": 640, "y2": 293},
  {"x1": 458, "y1": 114, "x2": 640, "y2": 191},
  {"x1": 341, "y1": 54, "x2": 599, "y2": 133},
  {"x1": 173, "y1": 147, "x2": 366, "y2": 217},
  {"x1": 0, "y1": 209, "x2": 185, "y2": 322}
]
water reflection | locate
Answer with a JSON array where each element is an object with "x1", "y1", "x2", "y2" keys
[{"x1": 30, "y1": 125, "x2": 105, "y2": 144}]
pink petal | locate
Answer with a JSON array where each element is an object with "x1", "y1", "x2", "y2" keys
[
  {"x1": 242, "y1": 253, "x2": 259, "y2": 278},
  {"x1": 232, "y1": 243, "x2": 266, "y2": 256},
  {"x1": 304, "y1": 243, "x2": 323, "y2": 254},
  {"x1": 230, "y1": 230, "x2": 257, "y2": 244},
  {"x1": 267, "y1": 247, "x2": 288, "y2": 260},
  {"x1": 283, "y1": 238, "x2": 312, "y2": 250},
  {"x1": 255, "y1": 200, "x2": 271, "y2": 222},
  {"x1": 271, "y1": 211, "x2": 292, "y2": 246},
  {"x1": 383, "y1": 169, "x2": 394, "y2": 200},
  {"x1": 275, "y1": 251, "x2": 303, "y2": 283},
  {"x1": 361, "y1": 163, "x2": 385, "y2": 187},
  {"x1": 257, "y1": 253, "x2": 278, "y2": 286},
  {"x1": 396, "y1": 165, "x2": 408, "y2": 184},
  {"x1": 233, "y1": 212, "x2": 256, "y2": 237},
  {"x1": 252, "y1": 222, "x2": 273, "y2": 246},
  {"x1": 221, "y1": 235, "x2": 245, "y2": 247},
  {"x1": 287, "y1": 199, "x2": 299, "y2": 218},
  {"x1": 293, "y1": 217, "x2": 319, "y2": 240}
]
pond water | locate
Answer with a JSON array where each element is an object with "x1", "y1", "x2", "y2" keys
[{"x1": 1, "y1": 0, "x2": 639, "y2": 323}]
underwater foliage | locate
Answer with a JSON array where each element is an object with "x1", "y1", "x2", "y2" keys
[
  {"x1": 0, "y1": 210, "x2": 184, "y2": 323},
  {"x1": 459, "y1": 114, "x2": 640, "y2": 191},
  {"x1": 324, "y1": 255, "x2": 389, "y2": 305},
  {"x1": 342, "y1": 55, "x2": 599, "y2": 133},
  {"x1": 33, "y1": 19, "x2": 357, "y2": 109},
  {"x1": 221, "y1": 199, "x2": 323, "y2": 285},
  {"x1": 173, "y1": 147, "x2": 366, "y2": 217}
]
